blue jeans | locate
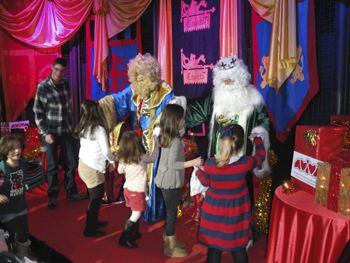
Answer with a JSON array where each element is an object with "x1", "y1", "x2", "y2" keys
[
  {"x1": 161, "y1": 188, "x2": 181, "y2": 236},
  {"x1": 41, "y1": 134, "x2": 78, "y2": 198}
]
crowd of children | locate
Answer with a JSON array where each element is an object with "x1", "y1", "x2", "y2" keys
[{"x1": 0, "y1": 99, "x2": 265, "y2": 263}]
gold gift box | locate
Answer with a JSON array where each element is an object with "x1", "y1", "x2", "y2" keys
[{"x1": 315, "y1": 162, "x2": 350, "y2": 218}]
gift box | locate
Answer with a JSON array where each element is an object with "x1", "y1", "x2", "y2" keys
[
  {"x1": 315, "y1": 159, "x2": 350, "y2": 218},
  {"x1": 292, "y1": 125, "x2": 348, "y2": 195},
  {"x1": 24, "y1": 125, "x2": 40, "y2": 143},
  {"x1": 330, "y1": 115, "x2": 350, "y2": 127},
  {"x1": 0, "y1": 122, "x2": 10, "y2": 138}
]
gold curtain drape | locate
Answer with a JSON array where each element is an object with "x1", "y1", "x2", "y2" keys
[
  {"x1": 249, "y1": 0, "x2": 297, "y2": 94},
  {"x1": 157, "y1": 0, "x2": 173, "y2": 87},
  {"x1": 220, "y1": 0, "x2": 238, "y2": 58}
]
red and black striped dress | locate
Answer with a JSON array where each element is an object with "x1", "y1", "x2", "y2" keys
[{"x1": 196, "y1": 137, "x2": 265, "y2": 251}]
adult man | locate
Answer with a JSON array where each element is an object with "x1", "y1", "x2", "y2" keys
[
  {"x1": 33, "y1": 58, "x2": 88, "y2": 210},
  {"x1": 184, "y1": 54, "x2": 271, "y2": 243},
  {"x1": 109, "y1": 53, "x2": 174, "y2": 222}
]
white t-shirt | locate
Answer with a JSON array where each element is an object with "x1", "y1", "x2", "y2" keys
[{"x1": 79, "y1": 126, "x2": 115, "y2": 173}]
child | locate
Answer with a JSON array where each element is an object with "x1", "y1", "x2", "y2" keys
[
  {"x1": 155, "y1": 104, "x2": 203, "y2": 258},
  {"x1": 116, "y1": 131, "x2": 159, "y2": 248},
  {"x1": 73, "y1": 100, "x2": 116, "y2": 238},
  {"x1": 0, "y1": 135, "x2": 37, "y2": 260},
  {"x1": 195, "y1": 124, "x2": 266, "y2": 263}
]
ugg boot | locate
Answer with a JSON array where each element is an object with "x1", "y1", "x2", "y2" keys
[
  {"x1": 16, "y1": 240, "x2": 37, "y2": 261},
  {"x1": 162, "y1": 230, "x2": 185, "y2": 248},
  {"x1": 163, "y1": 235, "x2": 188, "y2": 258},
  {"x1": 119, "y1": 219, "x2": 138, "y2": 248},
  {"x1": 130, "y1": 220, "x2": 142, "y2": 241}
]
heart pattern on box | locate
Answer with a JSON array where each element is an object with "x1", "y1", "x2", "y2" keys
[{"x1": 294, "y1": 159, "x2": 318, "y2": 177}]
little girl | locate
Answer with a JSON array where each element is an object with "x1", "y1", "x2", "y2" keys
[
  {"x1": 155, "y1": 104, "x2": 203, "y2": 258},
  {"x1": 195, "y1": 124, "x2": 266, "y2": 263},
  {"x1": 116, "y1": 131, "x2": 159, "y2": 248},
  {"x1": 0, "y1": 135, "x2": 37, "y2": 260},
  {"x1": 73, "y1": 100, "x2": 115, "y2": 238}
]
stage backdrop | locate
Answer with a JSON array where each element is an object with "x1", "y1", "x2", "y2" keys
[
  {"x1": 86, "y1": 15, "x2": 142, "y2": 101},
  {"x1": 172, "y1": 0, "x2": 220, "y2": 99},
  {"x1": 252, "y1": 0, "x2": 319, "y2": 142},
  {"x1": 0, "y1": 0, "x2": 60, "y2": 122}
]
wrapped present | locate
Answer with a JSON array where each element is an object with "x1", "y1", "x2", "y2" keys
[
  {"x1": 0, "y1": 122, "x2": 10, "y2": 138},
  {"x1": 24, "y1": 125, "x2": 40, "y2": 143},
  {"x1": 292, "y1": 125, "x2": 348, "y2": 195},
  {"x1": 330, "y1": 115, "x2": 350, "y2": 127},
  {"x1": 315, "y1": 159, "x2": 350, "y2": 218}
]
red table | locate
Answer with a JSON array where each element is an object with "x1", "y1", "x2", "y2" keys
[{"x1": 266, "y1": 185, "x2": 350, "y2": 263}]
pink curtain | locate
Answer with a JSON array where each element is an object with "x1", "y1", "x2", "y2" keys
[
  {"x1": 220, "y1": 0, "x2": 238, "y2": 58},
  {"x1": 0, "y1": 0, "x2": 152, "y2": 121},
  {"x1": 157, "y1": 0, "x2": 173, "y2": 87},
  {"x1": 0, "y1": 0, "x2": 93, "y2": 53}
]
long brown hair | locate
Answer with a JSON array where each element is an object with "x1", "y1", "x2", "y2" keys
[
  {"x1": 158, "y1": 104, "x2": 184, "y2": 148},
  {"x1": 115, "y1": 131, "x2": 145, "y2": 164},
  {"x1": 216, "y1": 124, "x2": 244, "y2": 168},
  {"x1": 0, "y1": 135, "x2": 25, "y2": 162},
  {"x1": 73, "y1": 100, "x2": 109, "y2": 139}
]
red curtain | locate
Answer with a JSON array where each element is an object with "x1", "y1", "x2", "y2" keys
[{"x1": 0, "y1": 0, "x2": 152, "y2": 121}]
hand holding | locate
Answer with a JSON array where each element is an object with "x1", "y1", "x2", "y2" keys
[
  {"x1": 109, "y1": 163, "x2": 115, "y2": 172},
  {"x1": 193, "y1": 156, "x2": 203, "y2": 167},
  {"x1": 0, "y1": 195, "x2": 9, "y2": 204},
  {"x1": 248, "y1": 133, "x2": 259, "y2": 142}
]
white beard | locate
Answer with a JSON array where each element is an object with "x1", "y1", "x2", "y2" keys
[{"x1": 212, "y1": 82, "x2": 254, "y2": 119}]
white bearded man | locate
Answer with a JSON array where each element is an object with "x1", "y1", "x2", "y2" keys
[{"x1": 183, "y1": 54, "x2": 271, "y2": 243}]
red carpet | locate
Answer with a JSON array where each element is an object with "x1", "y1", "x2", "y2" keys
[{"x1": 26, "y1": 176, "x2": 267, "y2": 263}]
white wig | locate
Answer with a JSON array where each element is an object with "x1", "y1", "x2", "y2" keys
[{"x1": 213, "y1": 54, "x2": 251, "y2": 88}]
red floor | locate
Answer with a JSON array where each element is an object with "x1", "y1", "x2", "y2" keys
[{"x1": 26, "y1": 177, "x2": 267, "y2": 263}]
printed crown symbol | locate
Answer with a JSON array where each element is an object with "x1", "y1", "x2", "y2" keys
[{"x1": 9, "y1": 73, "x2": 26, "y2": 85}]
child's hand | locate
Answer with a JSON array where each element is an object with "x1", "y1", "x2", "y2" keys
[
  {"x1": 109, "y1": 163, "x2": 115, "y2": 172},
  {"x1": 248, "y1": 133, "x2": 259, "y2": 142},
  {"x1": 192, "y1": 157, "x2": 203, "y2": 167},
  {"x1": 0, "y1": 195, "x2": 9, "y2": 204}
]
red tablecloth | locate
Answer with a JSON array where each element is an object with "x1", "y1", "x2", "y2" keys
[{"x1": 266, "y1": 185, "x2": 350, "y2": 263}]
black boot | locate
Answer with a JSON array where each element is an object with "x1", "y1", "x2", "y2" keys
[
  {"x1": 130, "y1": 220, "x2": 142, "y2": 241},
  {"x1": 119, "y1": 219, "x2": 138, "y2": 248},
  {"x1": 83, "y1": 210, "x2": 106, "y2": 237}
]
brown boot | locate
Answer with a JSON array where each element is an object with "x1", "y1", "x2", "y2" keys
[
  {"x1": 162, "y1": 230, "x2": 185, "y2": 248},
  {"x1": 163, "y1": 235, "x2": 188, "y2": 258},
  {"x1": 16, "y1": 240, "x2": 38, "y2": 261}
]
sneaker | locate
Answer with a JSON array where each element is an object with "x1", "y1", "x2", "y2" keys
[
  {"x1": 66, "y1": 193, "x2": 89, "y2": 202},
  {"x1": 48, "y1": 197, "x2": 57, "y2": 210}
]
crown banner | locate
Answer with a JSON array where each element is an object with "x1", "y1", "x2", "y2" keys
[
  {"x1": 172, "y1": 0, "x2": 220, "y2": 99},
  {"x1": 86, "y1": 15, "x2": 142, "y2": 101},
  {"x1": 252, "y1": 0, "x2": 319, "y2": 142}
]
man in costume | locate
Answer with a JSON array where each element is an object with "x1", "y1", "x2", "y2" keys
[
  {"x1": 184, "y1": 54, "x2": 271, "y2": 243},
  {"x1": 109, "y1": 53, "x2": 174, "y2": 222}
]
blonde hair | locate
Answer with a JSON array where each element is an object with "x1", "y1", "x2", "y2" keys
[
  {"x1": 128, "y1": 53, "x2": 162, "y2": 99},
  {"x1": 115, "y1": 131, "x2": 145, "y2": 164},
  {"x1": 158, "y1": 104, "x2": 184, "y2": 148},
  {"x1": 216, "y1": 124, "x2": 244, "y2": 168}
]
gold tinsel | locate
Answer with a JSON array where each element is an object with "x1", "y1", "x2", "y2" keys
[
  {"x1": 282, "y1": 179, "x2": 295, "y2": 194},
  {"x1": 304, "y1": 129, "x2": 319, "y2": 148},
  {"x1": 255, "y1": 174, "x2": 272, "y2": 236},
  {"x1": 268, "y1": 149, "x2": 277, "y2": 167},
  {"x1": 23, "y1": 146, "x2": 42, "y2": 160},
  {"x1": 177, "y1": 205, "x2": 185, "y2": 217}
]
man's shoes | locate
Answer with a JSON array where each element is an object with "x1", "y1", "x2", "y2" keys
[
  {"x1": 66, "y1": 193, "x2": 89, "y2": 202},
  {"x1": 83, "y1": 229, "x2": 106, "y2": 238},
  {"x1": 95, "y1": 221, "x2": 108, "y2": 229},
  {"x1": 48, "y1": 197, "x2": 57, "y2": 210}
]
